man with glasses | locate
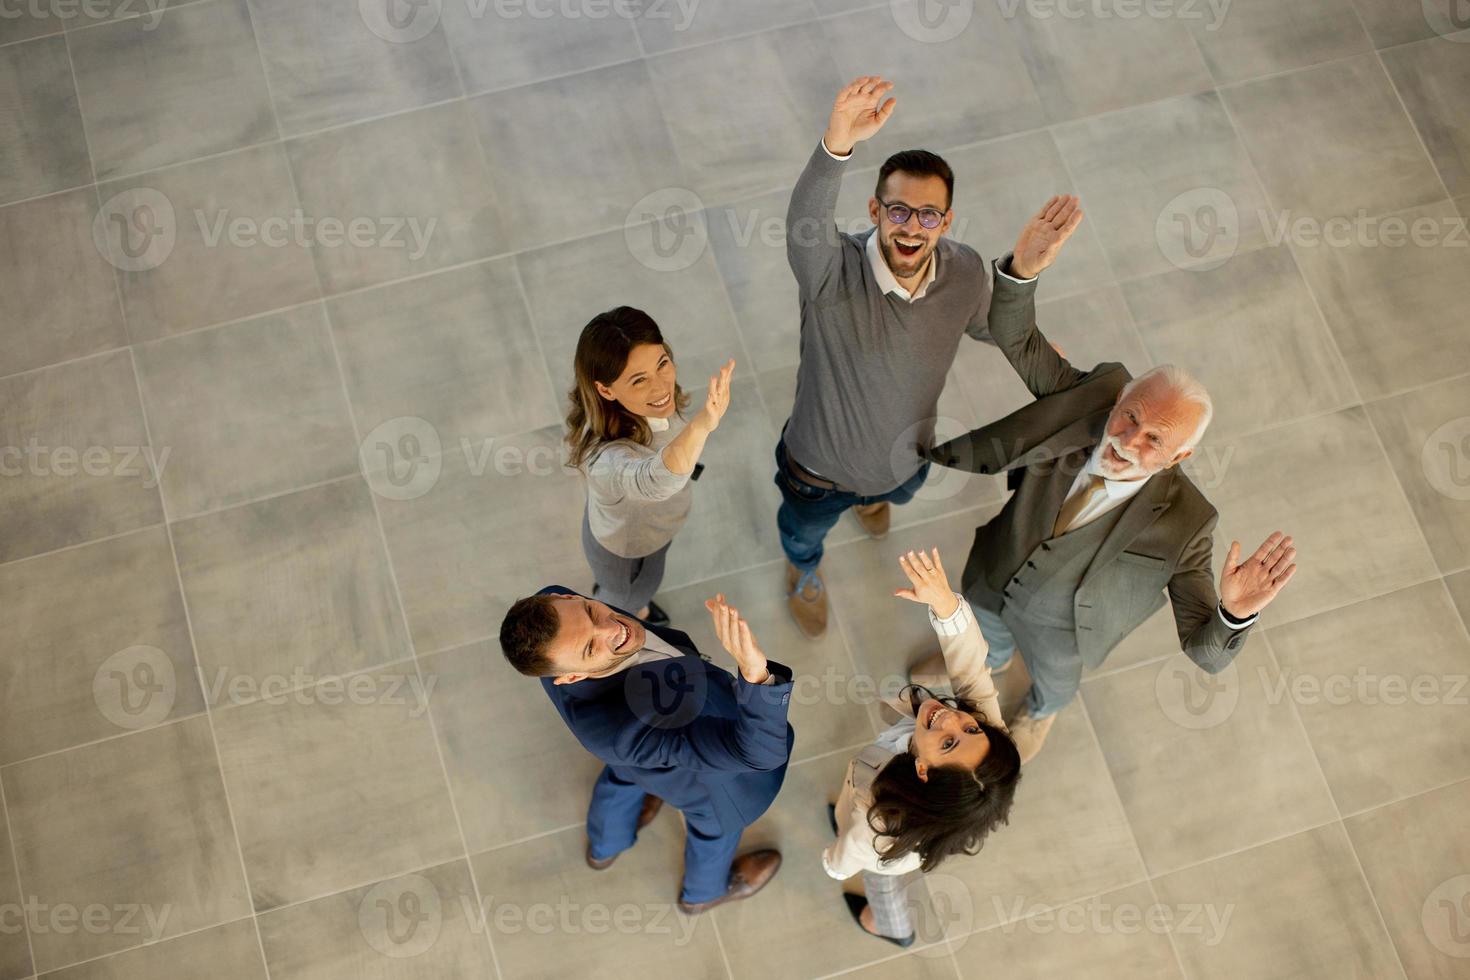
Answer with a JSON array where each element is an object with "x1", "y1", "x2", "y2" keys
[{"x1": 778, "y1": 76, "x2": 1017, "y2": 638}]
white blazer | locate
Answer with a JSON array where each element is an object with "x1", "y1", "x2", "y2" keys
[{"x1": 823, "y1": 596, "x2": 1004, "y2": 880}]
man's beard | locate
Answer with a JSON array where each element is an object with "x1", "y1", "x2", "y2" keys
[{"x1": 1097, "y1": 433, "x2": 1150, "y2": 480}]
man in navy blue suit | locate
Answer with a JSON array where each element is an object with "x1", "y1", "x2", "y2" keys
[{"x1": 499, "y1": 586, "x2": 795, "y2": 914}]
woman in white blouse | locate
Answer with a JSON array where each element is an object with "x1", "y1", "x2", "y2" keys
[
  {"x1": 565, "y1": 306, "x2": 734, "y2": 625},
  {"x1": 824, "y1": 547, "x2": 1022, "y2": 945}
]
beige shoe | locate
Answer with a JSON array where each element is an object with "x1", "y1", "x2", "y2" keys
[
  {"x1": 785, "y1": 563, "x2": 828, "y2": 639},
  {"x1": 853, "y1": 501, "x2": 890, "y2": 539},
  {"x1": 1008, "y1": 706, "x2": 1057, "y2": 765}
]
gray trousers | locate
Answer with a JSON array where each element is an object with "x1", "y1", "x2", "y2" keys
[
  {"x1": 581, "y1": 510, "x2": 670, "y2": 613},
  {"x1": 863, "y1": 868, "x2": 923, "y2": 939}
]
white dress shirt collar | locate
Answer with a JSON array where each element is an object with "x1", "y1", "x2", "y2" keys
[{"x1": 865, "y1": 228, "x2": 937, "y2": 302}]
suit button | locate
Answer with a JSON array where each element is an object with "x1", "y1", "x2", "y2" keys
[
  {"x1": 1041, "y1": 543, "x2": 1051, "y2": 551},
  {"x1": 1012, "y1": 577, "x2": 1021, "y2": 585},
  {"x1": 1026, "y1": 561, "x2": 1037, "y2": 569}
]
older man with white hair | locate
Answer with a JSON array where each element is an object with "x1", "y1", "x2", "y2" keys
[{"x1": 920, "y1": 196, "x2": 1298, "y2": 762}]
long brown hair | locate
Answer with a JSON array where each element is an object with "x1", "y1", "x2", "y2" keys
[
  {"x1": 565, "y1": 307, "x2": 689, "y2": 470},
  {"x1": 867, "y1": 685, "x2": 1022, "y2": 873}
]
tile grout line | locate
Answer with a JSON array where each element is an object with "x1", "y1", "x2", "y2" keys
[
  {"x1": 1221, "y1": 16, "x2": 1449, "y2": 974},
  {"x1": 125, "y1": 343, "x2": 277, "y2": 979},
  {"x1": 292, "y1": 80, "x2": 511, "y2": 975},
  {"x1": 0, "y1": 773, "x2": 38, "y2": 977},
  {"x1": 1072, "y1": 695, "x2": 1194, "y2": 980}
]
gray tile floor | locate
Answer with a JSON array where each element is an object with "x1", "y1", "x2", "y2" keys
[{"x1": 2, "y1": 0, "x2": 1469, "y2": 977}]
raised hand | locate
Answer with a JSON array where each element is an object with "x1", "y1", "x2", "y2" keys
[
  {"x1": 893, "y1": 548, "x2": 960, "y2": 620},
  {"x1": 705, "y1": 593, "x2": 770, "y2": 684},
  {"x1": 694, "y1": 359, "x2": 735, "y2": 434},
  {"x1": 823, "y1": 76, "x2": 896, "y2": 157},
  {"x1": 1011, "y1": 195, "x2": 1084, "y2": 280},
  {"x1": 1219, "y1": 531, "x2": 1298, "y2": 620}
]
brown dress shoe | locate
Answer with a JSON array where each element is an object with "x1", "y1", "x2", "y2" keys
[
  {"x1": 677, "y1": 849, "x2": 782, "y2": 915},
  {"x1": 785, "y1": 563, "x2": 828, "y2": 639},
  {"x1": 853, "y1": 501, "x2": 890, "y2": 539},
  {"x1": 585, "y1": 795, "x2": 664, "y2": 870}
]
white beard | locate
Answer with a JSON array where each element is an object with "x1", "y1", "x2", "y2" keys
[{"x1": 1096, "y1": 434, "x2": 1150, "y2": 481}]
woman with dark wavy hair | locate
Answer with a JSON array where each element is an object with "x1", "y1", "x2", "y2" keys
[
  {"x1": 565, "y1": 306, "x2": 735, "y2": 625},
  {"x1": 824, "y1": 547, "x2": 1022, "y2": 946}
]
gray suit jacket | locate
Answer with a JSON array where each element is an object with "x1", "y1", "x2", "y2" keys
[{"x1": 927, "y1": 256, "x2": 1252, "y2": 673}]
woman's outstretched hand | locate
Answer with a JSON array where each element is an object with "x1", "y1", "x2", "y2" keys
[{"x1": 894, "y1": 548, "x2": 959, "y2": 620}]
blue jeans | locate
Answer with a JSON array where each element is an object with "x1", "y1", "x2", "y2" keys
[
  {"x1": 974, "y1": 603, "x2": 1078, "y2": 719},
  {"x1": 585, "y1": 766, "x2": 743, "y2": 905},
  {"x1": 773, "y1": 438, "x2": 930, "y2": 572}
]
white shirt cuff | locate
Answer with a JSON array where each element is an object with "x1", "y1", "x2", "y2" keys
[
  {"x1": 1217, "y1": 605, "x2": 1258, "y2": 630},
  {"x1": 820, "y1": 138, "x2": 852, "y2": 161},
  {"x1": 928, "y1": 593, "x2": 972, "y2": 636},
  {"x1": 995, "y1": 255, "x2": 1037, "y2": 284}
]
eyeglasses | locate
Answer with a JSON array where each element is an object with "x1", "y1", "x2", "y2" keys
[{"x1": 877, "y1": 197, "x2": 949, "y2": 230}]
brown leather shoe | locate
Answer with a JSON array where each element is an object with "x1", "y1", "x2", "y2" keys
[
  {"x1": 853, "y1": 501, "x2": 890, "y2": 539},
  {"x1": 585, "y1": 795, "x2": 664, "y2": 870},
  {"x1": 785, "y1": 563, "x2": 828, "y2": 639},
  {"x1": 677, "y1": 849, "x2": 782, "y2": 915}
]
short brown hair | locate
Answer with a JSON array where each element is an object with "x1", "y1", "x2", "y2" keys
[{"x1": 499, "y1": 595, "x2": 562, "y2": 676}]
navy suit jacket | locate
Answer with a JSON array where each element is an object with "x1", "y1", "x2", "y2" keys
[{"x1": 538, "y1": 586, "x2": 796, "y2": 836}]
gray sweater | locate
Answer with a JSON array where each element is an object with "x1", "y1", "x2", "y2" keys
[
  {"x1": 783, "y1": 141, "x2": 994, "y2": 495},
  {"x1": 583, "y1": 418, "x2": 693, "y2": 559}
]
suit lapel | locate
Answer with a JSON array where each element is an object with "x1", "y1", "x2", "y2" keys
[
  {"x1": 1080, "y1": 468, "x2": 1173, "y2": 587},
  {"x1": 1038, "y1": 409, "x2": 1109, "y2": 530}
]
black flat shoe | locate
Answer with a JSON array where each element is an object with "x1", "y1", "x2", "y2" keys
[
  {"x1": 842, "y1": 893, "x2": 915, "y2": 948},
  {"x1": 827, "y1": 802, "x2": 838, "y2": 836},
  {"x1": 645, "y1": 601, "x2": 671, "y2": 626}
]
